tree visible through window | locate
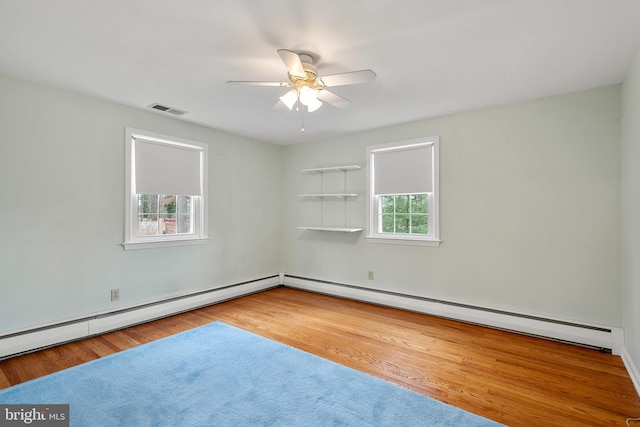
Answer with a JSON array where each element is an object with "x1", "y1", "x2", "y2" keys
[{"x1": 380, "y1": 194, "x2": 428, "y2": 234}]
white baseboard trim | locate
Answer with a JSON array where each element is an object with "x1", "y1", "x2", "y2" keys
[
  {"x1": 0, "y1": 322, "x2": 90, "y2": 361},
  {"x1": 284, "y1": 275, "x2": 624, "y2": 355},
  {"x1": 621, "y1": 347, "x2": 640, "y2": 398},
  {"x1": 0, "y1": 276, "x2": 279, "y2": 359}
]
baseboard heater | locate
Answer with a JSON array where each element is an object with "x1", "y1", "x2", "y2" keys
[
  {"x1": 283, "y1": 275, "x2": 625, "y2": 355},
  {"x1": 0, "y1": 275, "x2": 280, "y2": 360},
  {"x1": 0, "y1": 273, "x2": 625, "y2": 360}
]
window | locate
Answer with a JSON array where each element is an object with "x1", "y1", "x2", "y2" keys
[
  {"x1": 123, "y1": 128, "x2": 208, "y2": 250},
  {"x1": 366, "y1": 137, "x2": 440, "y2": 246}
]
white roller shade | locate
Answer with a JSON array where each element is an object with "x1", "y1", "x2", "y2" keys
[
  {"x1": 373, "y1": 144, "x2": 433, "y2": 195},
  {"x1": 134, "y1": 137, "x2": 203, "y2": 196}
]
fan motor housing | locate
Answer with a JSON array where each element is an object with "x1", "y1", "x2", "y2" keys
[{"x1": 299, "y1": 53, "x2": 317, "y2": 79}]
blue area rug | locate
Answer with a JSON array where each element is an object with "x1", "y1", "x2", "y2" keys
[{"x1": 0, "y1": 322, "x2": 502, "y2": 426}]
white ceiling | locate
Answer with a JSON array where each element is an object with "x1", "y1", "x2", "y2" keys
[{"x1": 1, "y1": 1, "x2": 639, "y2": 145}]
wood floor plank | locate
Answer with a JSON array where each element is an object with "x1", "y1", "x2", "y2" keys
[{"x1": 0, "y1": 287, "x2": 639, "y2": 426}]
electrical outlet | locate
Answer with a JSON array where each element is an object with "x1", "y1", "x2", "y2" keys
[
  {"x1": 111, "y1": 288, "x2": 120, "y2": 301},
  {"x1": 368, "y1": 271, "x2": 374, "y2": 280}
]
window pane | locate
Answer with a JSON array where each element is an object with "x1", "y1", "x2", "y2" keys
[
  {"x1": 138, "y1": 214, "x2": 158, "y2": 236},
  {"x1": 411, "y1": 214, "x2": 428, "y2": 234},
  {"x1": 381, "y1": 214, "x2": 395, "y2": 233},
  {"x1": 138, "y1": 194, "x2": 159, "y2": 237},
  {"x1": 159, "y1": 195, "x2": 176, "y2": 234},
  {"x1": 138, "y1": 194, "x2": 158, "y2": 217},
  {"x1": 176, "y1": 196, "x2": 191, "y2": 233},
  {"x1": 177, "y1": 213, "x2": 192, "y2": 233},
  {"x1": 396, "y1": 214, "x2": 409, "y2": 233},
  {"x1": 160, "y1": 214, "x2": 177, "y2": 234},
  {"x1": 395, "y1": 195, "x2": 409, "y2": 213},
  {"x1": 381, "y1": 196, "x2": 395, "y2": 214},
  {"x1": 411, "y1": 194, "x2": 428, "y2": 214},
  {"x1": 177, "y1": 195, "x2": 191, "y2": 214},
  {"x1": 159, "y1": 195, "x2": 176, "y2": 216}
]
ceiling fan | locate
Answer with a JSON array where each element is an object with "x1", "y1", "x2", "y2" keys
[{"x1": 227, "y1": 49, "x2": 376, "y2": 113}]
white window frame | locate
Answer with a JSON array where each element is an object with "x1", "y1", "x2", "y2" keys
[
  {"x1": 123, "y1": 128, "x2": 208, "y2": 250},
  {"x1": 366, "y1": 136, "x2": 440, "y2": 247}
]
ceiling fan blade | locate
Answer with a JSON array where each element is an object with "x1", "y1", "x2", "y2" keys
[
  {"x1": 272, "y1": 99, "x2": 287, "y2": 110},
  {"x1": 320, "y1": 70, "x2": 376, "y2": 87},
  {"x1": 226, "y1": 81, "x2": 289, "y2": 87},
  {"x1": 316, "y1": 89, "x2": 351, "y2": 109},
  {"x1": 277, "y1": 49, "x2": 306, "y2": 78}
]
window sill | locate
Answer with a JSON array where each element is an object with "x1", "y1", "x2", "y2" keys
[
  {"x1": 122, "y1": 237, "x2": 209, "y2": 251},
  {"x1": 365, "y1": 236, "x2": 441, "y2": 247}
]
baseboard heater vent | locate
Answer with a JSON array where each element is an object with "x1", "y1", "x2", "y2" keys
[
  {"x1": 283, "y1": 275, "x2": 624, "y2": 355},
  {"x1": 0, "y1": 276, "x2": 279, "y2": 360}
]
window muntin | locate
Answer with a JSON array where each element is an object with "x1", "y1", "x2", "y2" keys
[
  {"x1": 124, "y1": 128, "x2": 208, "y2": 250},
  {"x1": 367, "y1": 137, "x2": 440, "y2": 246}
]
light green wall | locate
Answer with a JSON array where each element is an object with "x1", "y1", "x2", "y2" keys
[
  {"x1": 282, "y1": 85, "x2": 622, "y2": 326},
  {"x1": 622, "y1": 49, "x2": 640, "y2": 369},
  {"x1": 0, "y1": 72, "x2": 626, "y2": 338},
  {"x1": 0, "y1": 74, "x2": 283, "y2": 334}
]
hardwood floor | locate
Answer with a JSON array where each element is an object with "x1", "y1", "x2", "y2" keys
[{"x1": 1, "y1": 287, "x2": 639, "y2": 426}]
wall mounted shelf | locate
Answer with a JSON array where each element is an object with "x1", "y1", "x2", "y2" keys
[
  {"x1": 298, "y1": 193, "x2": 359, "y2": 198},
  {"x1": 298, "y1": 165, "x2": 362, "y2": 233},
  {"x1": 297, "y1": 226, "x2": 363, "y2": 232},
  {"x1": 300, "y1": 165, "x2": 360, "y2": 173}
]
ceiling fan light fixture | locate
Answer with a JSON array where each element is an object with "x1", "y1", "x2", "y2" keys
[
  {"x1": 299, "y1": 86, "x2": 318, "y2": 106},
  {"x1": 306, "y1": 97, "x2": 322, "y2": 112},
  {"x1": 279, "y1": 89, "x2": 298, "y2": 110}
]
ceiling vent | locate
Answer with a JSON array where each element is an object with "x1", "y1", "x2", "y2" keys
[{"x1": 148, "y1": 103, "x2": 187, "y2": 116}]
